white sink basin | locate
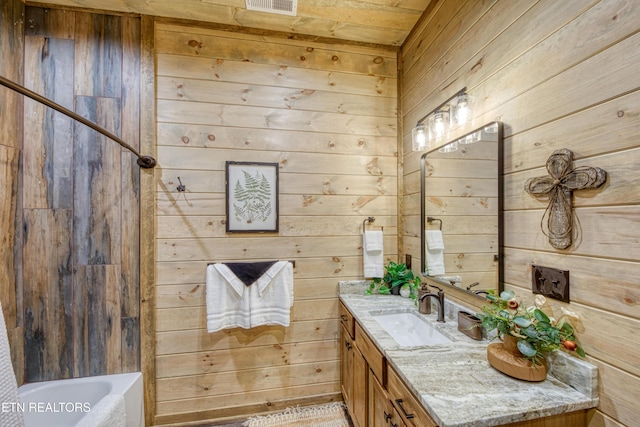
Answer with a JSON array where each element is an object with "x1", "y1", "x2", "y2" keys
[{"x1": 371, "y1": 311, "x2": 452, "y2": 347}]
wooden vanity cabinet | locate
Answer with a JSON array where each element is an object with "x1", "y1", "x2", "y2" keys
[
  {"x1": 339, "y1": 302, "x2": 356, "y2": 410},
  {"x1": 340, "y1": 302, "x2": 367, "y2": 427},
  {"x1": 369, "y1": 370, "x2": 405, "y2": 427},
  {"x1": 340, "y1": 301, "x2": 591, "y2": 427},
  {"x1": 340, "y1": 324, "x2": 354, "y2": 415},
  {"x1": 351, "y1": 341, "x2": 368, "y2": 427},
  {"x1": 387, "y1": 365, "x2": 437, "y2": 427},
  {"x1": 340, "y1": 300, "x2": 435, "y2": 427}
]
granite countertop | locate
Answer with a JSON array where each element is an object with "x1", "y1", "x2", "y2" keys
[{"x1": 339, "y1": 281, "x2": 599, "y2": 427}]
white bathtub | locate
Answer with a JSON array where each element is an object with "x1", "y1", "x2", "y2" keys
[{"x1": 17, "y1": 372, "x2": 144, "y2": 427}]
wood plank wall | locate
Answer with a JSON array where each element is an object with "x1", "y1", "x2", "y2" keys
[
  {"x1": 401, "y1": 1, "x2": 640, "y2": 426},
  {"x1": 17, "y1": 6, "x2": 142, "y2": 382},
  {"x1": 153, "y1": 22, "x2": 398, "y2": 424},
  {"x1": 0, "y1": 0, "x2": 25, "y2": 385}
]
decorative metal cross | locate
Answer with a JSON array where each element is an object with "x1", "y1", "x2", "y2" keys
[{"x1": 524, "y1": 148, "x2": 607, "y2": 249}]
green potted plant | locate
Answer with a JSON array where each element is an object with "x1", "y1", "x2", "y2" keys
[
  {"x1": 477, "y1": 290, "x2": 585, "y2": 365},
  {"x1": 366, "y1": 261, "x2": 420, "y2": 299}
]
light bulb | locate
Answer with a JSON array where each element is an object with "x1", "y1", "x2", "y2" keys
[
  {"x1": 457, "y1": 101, "x2": 469, "y2": 125},
  {"x1": 435, "y1": 114, "x2": 445, "y2": 136},
  {"x1": 412, "y1": 124, "x2": 428, "y2": 151},
  {"x1": 429, "y1": 110, "x2": 449, "y2": 142},
  {"x1": 451, "y1": 93, "x2": 473, "y2": 129}
]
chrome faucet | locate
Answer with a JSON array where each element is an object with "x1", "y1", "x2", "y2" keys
[{"x1": 419, "y1": 284, "x2": 446, "y2": 323}]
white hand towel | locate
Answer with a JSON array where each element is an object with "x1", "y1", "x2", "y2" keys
[
  {"x1": 77, "y1": 394, "x2": 126, "y2": 427},
  {"x1": 426, "y1": 248, "x2": 445, "y2": 276},
  {"x1": 425, "y1": 229, "x2": 445, "y2": 276},
  {"x1": 0, "y1": 302, "x2": 24, "y2": 427},
  {"x1": 206, "y1": 264, "x2": 251, "y2": 333},
  {"x1": 363, "y1": 231, "x2": 384, "y2": 278},
  {"x1": 250, "y1": 261, "x2": 294, "y2": 327},
  {"x1": 426, "y1": 230, "x2": 444, "y2": 250}
]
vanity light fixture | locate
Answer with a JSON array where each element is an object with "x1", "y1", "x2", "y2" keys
[
  {"x1": 459, "y1": 130, "x2": 481, "y2": 145},
  {"x1": 411, "y1": 123, "x2": 428, "y2": 151},
  {"x1": 411, "y1": 87, "x2": 472, "y2": 152},
  {"x1": 429, "y1": 109, "x2": 450, "y2": 143},
  {"x1": 438, "y1": 140, "x2": 458, "y2": 153},
  {"x1": 450, "y1": 92, "x2": 473, "y2": 129}
]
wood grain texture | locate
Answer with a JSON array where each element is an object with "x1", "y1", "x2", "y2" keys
[
  {"x1": 72, "y1": 265, "x2": 122, "y2": 376},
  {"x1": 24, "y1": 0, "x2": 431, "y2": 46},
  {"x1": 24, "y1": 6, "x2": 75, "y2": 38},
  {"x1": 23, "y1": 209, "x2": 73, "y2": 382},
  {"x1": 152, "y1": 38, "x2": 398, "y2": 419},
  {"x1": 22, "y1": 35, "x2": 74, "y2": 209},
  {"x1": 401, "y1": 1, "x2": 640, "y2": 425},
  {"x1": 74, "y1": 12, "x2": 123, "y2": 97},
  {"x1": 0, "y1": 0, "x2": 25, "y2": 385},
  {"x1": 139, "y1": 14, "x2": 158, "y2": 427},
  {"x1": 16, "y1": 6, "x2": 143, "y2": 385},
  {"x1": 73, "y1": 96, "x2": 122, "y2": 265}
]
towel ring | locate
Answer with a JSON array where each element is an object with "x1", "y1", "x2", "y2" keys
[
  {"x1": 427, "y1": 217, "x2": 442, "y2": 231},
  {"x1": 363, "y1": 216, "x2": 383, "y2": 233}
]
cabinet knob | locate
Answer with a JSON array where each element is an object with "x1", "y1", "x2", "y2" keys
[
  {"x1": 340, "y1": 314, "x2": 348, "y2": 321},
  {"x1": 384, "y1": 411, "x2": 392, "y2": 422},
  {"x1": 345, "y1": 340, "x2": 352, "y2": 350},
  {"x1": 395, "y1": 399, "x2": 415, "y2": 419}
]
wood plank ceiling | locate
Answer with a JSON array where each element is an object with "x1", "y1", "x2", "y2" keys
[{"x1": 25, "y1": 0, "x2": 432, "y2": 46}]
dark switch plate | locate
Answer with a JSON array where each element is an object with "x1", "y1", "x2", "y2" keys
[{"x1": 531, "y1": 265, "x2": 570, "y2": 303}]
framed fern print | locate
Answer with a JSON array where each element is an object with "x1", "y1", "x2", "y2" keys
[{"x1": 225, "y1": 161, "x2": 279, "y2": 233}]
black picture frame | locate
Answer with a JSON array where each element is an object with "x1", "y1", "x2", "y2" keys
[{"x1": 225, "y1": 161, "x2": 279, "y2": 233}]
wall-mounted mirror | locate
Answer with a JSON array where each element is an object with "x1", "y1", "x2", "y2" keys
[{"x1": 420, "y1": 121, "x2": 503, "y2": 298}]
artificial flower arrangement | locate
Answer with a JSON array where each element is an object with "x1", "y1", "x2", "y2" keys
[{"x1": 477, "y1": 290, "x2": 585, "y2": 365}]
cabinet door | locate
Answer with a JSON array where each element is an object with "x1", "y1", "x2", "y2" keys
[
  {"x1": 387, "y1": 366, "x2": 437, "y2": 427},
  {"x1": 369, "y1": 369, "x2": 403, "y2": 427},
  {"x1": 340, "y1": 324, "x2": 353, "y2": 409},
  {"x1": 351, "y1": 343, "x2": 368, "y2": 427}
]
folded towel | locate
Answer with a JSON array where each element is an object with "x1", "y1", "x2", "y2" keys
[
  {"x1": 225, "y1": 261, "x2": 278, "y2": 286},
  {"x1": 250, "y1": 261, "x2": 294, "y2": 328},
  {"x1": 426, "y1": 230, "x2": 444, "y2": 250},
  {"x1": 0, "y1": 302, "x2": 24, "y2": 427},
  {"x1": 425, "y1": 229, "x2": 445, "y2": 275},
  {"x1": 363, "y1": 231, "x2": 384, "y2": 278},
  {"x1": 363, "y1": 230, "x2": 383, "y2": 252},
  {"x1": 77, "y1": 394, "x2": 126, "y2": 427},
  {"x1": 426, "y1": 248, "x2": 445, "y2": 276},
  {"x1": 206, "y1": 264, "x2": 251, "y2": 332}
]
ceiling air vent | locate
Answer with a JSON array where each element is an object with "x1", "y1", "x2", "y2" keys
[{"x1": 245, "y1": 0, "x2": 297, "y2": 16}]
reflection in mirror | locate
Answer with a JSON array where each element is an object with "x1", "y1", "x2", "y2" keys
[{"x1": 420, "y1": 121, "x2": 503, "y2": 299}]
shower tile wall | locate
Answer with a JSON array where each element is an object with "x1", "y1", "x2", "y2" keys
[
  {"x1": 0, "y1": 0, "x2": 25, "y2": 387},
  {"x1": 19, "y1": 6, "x2": 142, "y2": 381}
]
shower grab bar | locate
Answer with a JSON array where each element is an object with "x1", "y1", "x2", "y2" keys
[{"x1": 0, "y1": 75, "x2": 156, "y2": 169}]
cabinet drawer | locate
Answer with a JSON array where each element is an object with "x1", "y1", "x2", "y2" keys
[
  {"x1": 355, "y1": 322, "x2": 386, "y2": 385},
  {"x1": 387, "y1": 366, "x2": 437, "y2": 427},
  {"x1": 339, "y1": 301, "x2": 355, "y2": 339}
]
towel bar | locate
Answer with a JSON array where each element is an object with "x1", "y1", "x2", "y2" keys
[
  {"x1": 427, "y1": 216, "x2": 442, "y2": 230},
  {"x1": 207, "y1": 260, "x2": 296, "y2": 267}
]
